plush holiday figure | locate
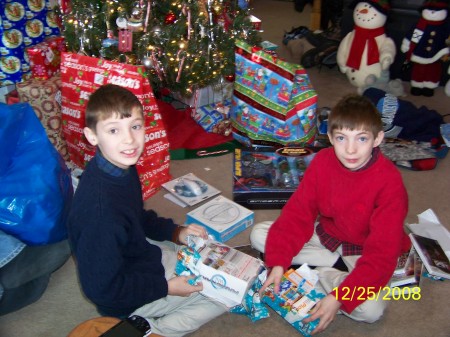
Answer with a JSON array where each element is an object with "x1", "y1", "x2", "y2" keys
[
  {"x1": 337, "y1": 0, "x2": 396, "y2": 94},
  {"x1": 445, "y1": 64, "x2": 450, "y2": 96},
  {"x1": 401, "y1": 0, "x2": 450, "y2": 97}
]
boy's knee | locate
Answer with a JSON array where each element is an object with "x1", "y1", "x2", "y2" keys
[
  {"x1": 350, "y1": 299, "x2": 386, "y2": 323},
  {"x1": 249, "y1": 221, "x2": 273, "y2": 252}
]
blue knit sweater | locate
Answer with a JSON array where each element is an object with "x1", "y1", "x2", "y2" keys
[{"x1": 67, "y1": 156, "x2": 177, "y2": 317}]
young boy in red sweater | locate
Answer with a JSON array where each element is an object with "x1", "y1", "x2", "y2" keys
[{"x1": 250, "y1": 94, "x2": 411, "y2": 334}]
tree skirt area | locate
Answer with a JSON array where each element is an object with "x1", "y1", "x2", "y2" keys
[{"x1": 157, "y1": 99, "x2": 236, "y2": 160}]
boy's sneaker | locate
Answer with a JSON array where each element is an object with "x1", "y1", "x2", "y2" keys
[{"x1": 282, "y1": 26, "x2": 311, "y2": 45}]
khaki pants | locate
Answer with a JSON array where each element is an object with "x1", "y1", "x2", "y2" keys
[
  {"x1": 132, "y1": 240, "x2": 227, "y2": 337},
  {"x1": 250, "y1": 221, "x2": 387, "y2": 323}
]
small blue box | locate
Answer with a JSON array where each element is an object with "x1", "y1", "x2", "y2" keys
[{"x1": 186, "y1": 195, "x2": 254, "y2": 242}]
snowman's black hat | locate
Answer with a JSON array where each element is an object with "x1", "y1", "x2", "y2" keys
[
  {"x1": 419, "y1": 0, "x2": 449, "y2": 12},
  {"x1": 348, "y1": 0, "x2": 391, "y2": 16}
]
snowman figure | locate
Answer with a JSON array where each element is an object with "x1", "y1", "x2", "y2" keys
[
  {"x1": 337, "y1": 0, "x2": 396, "y2": 93},
  {"x1": 446, "y1": 64, "x2": 450, "y2": 96},
  {"x1": 401, "y1": 0, "x2": 450, "y2": 97}
]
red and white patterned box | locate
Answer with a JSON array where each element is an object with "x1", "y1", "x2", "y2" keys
[
  {"x1": 26, "y1": 36, "x2": 66, "y2": 80},
  {"x1": 249, "y1": 15, "x2": 262, "y2": 31}
]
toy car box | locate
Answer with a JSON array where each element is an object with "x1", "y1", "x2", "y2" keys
[
  {"x1": 186, "y1": 195, "x2": 254, "y2": 243},
  {"x1": 232, "y1": 146, "x2": 318, "y2": 209}
]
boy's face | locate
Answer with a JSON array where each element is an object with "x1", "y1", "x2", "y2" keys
[
  {"x1": 84, "y1": 107, "x2": 145, "y2": 169},
  {"x1": 328, "y1": 127, "x2": 384, "y2": 171}
]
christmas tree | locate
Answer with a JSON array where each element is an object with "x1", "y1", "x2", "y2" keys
[{"x1": 61, "y1": 0, "x2": 261, "y2": 97}]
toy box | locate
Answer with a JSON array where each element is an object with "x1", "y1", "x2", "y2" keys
[
  {"x1": 261, "y1": 40, "x2": 278, "y2": 51},
  {"x1": 176, "y1": 238, "x2": 264, "y2": 308},
  {"x1": 262, "y1": 265, "x2": 326, "y2": 337},
  {"x1": 233, "y1": 146, "x2": 319, "y2": 209},
  {"x1": 186, "y1": 195, "x2": 254, "y2": 242}
]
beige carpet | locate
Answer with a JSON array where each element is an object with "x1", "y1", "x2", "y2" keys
[{"x1": 1, "y1": 1, "x2": 450, "y2": 336}]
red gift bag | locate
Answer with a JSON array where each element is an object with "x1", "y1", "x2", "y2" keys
[{"x1": 60, "y1": 53, "x2": 170, "y2": 200}]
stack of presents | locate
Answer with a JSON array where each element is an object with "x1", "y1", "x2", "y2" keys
[{"x1": 1, "y1": 0, "x2": 171, "y2": 201}]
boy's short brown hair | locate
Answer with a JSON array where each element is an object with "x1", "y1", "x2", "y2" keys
[
  {"x1": 85, "y1": 84, "x2": 143, "y2": 130},
  {"x1": 328, "y1": 94, "x2": 383, "y2": 138}
]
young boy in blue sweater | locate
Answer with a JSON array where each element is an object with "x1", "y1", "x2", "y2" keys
[{"x1": 67, "y1": 84, "x2": 226, "y2": 337}]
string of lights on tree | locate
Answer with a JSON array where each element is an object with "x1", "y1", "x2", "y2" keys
[{"x1": 61, "y1": 0, "x2": 261, "y2": 96}]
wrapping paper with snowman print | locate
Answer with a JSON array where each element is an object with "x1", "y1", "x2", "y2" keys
[
  {"x1": 0, "y1": 0, "x2": 61, "y2": 86},
  {"x1": 60, "y1": 52, "x2": 171, "y2": 200},
  {"x1": 230, "y1": 40, "x2": 318, "y2": 147}
]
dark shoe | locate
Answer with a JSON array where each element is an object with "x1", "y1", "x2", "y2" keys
[
  {"x1": 422, "y1": 88, "x2": 434, "y2": 97},
  {"x1": 321, "y1": 50, "x2": 337, "y2": 68},
  {"x1": 304, "y1": 31, "x2": 330, "y2": 47},
  {"x1": 410, "y1": 87, "x2": 423, "y2": 96},
  {"x1": 321, "y1": 25, "x2": 343, "y2": 42},
  {"x1": 301, "y1": 41, "x2": 339, "y2": 68},
  {"x1": 283, "y1": 26, "x2": 311, "y2": 45}
]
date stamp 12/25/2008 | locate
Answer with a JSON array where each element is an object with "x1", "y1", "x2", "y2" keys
[{"x1": 333, "y1": 286, "x2": 421, "y2": 301}]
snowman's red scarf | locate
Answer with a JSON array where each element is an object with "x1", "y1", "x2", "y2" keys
[{"x1": 346, "y1": 26, "x2": 385, "y2": 70}]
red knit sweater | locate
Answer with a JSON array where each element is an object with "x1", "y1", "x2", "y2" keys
[{"x1": 265, "y1": 147, "x2": 410, "y2": 313}]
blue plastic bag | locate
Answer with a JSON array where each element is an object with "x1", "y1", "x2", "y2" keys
[{"x1": 0, "y1": 103, "x2": 73, "y2": 245}]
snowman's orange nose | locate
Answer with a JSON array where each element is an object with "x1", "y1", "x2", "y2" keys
[{"x1": 359, "y1": 8, "x2": 368, "y2": 14}]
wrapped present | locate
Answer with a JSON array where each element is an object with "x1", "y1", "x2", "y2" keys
[
  {"x1": 249, "y1": 15, "x2": 262, "y2": 31},
  {"x1": 262, "y1": 265, "x2": 326, "y2": 337},
  {"x1": 60, "y1": 53, "x2": 171, "y2": 200},
  {"x1": 16, "y1": 74, "x2": 69, "y2": 161},
  {"x1": 171, "y1": 81, "x2": 233, "y2": 112},
  {"x1": 6, "y1": 89, "x2": 19, "y2": 104},
  {"x1": 192, "y1": 100, "x2": 232, "y2": 136},
  {"x1": 231, "y1": 40, "x2": 318, "y2": 147},
  {"x1": 0, "y1": 0, "x2": 61, "y2": 86},
  {"x1": 26, "y1": 36, "x2": 66, "y2": 80}
]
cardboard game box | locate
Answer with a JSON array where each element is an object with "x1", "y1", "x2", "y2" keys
[
  {"x1": 186, "y1": 195, "x2": 254, "y2": 242},
  {"x1": 176, "y1": 238, "x2": 264, "y2": 308},
  {"x1": 233, "y1": 146, "x2": 318, "y2": 209}
]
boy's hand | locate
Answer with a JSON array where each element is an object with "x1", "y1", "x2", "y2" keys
[
  {"x1": 178, "y1": 224, "x2": 208, "y2": 245},
  {"x1": 167, "y1": 275, "x2": 203, "y2": 297},
  {"x1": 259, "y1": 265, "x2": 284, "y2": 295},
  {"x1": 303, "y1": 294, "x2": 342, "y2": 335}
]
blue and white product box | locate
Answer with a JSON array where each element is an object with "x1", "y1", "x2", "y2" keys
[
  {"x1": 186, "y1": 195, "x2": 254, "y2": 242},
  {"x1": 260, "y1": 40, "x2": 278, "y2": 51},
  {"x1": 175, "y1": 238, "x2": 264, "y2": 307}
]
